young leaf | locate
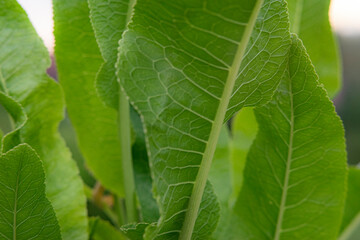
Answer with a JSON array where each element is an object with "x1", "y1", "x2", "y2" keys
[
  {"x1": 339, "y1": 168, "x2": 360, "y2": 240},
  {"x1": 235, "y1": 36, "x2": 347, "y2": 239},
  {"x1": 287, "y1": 0, "x2": 341, "y2": 97},
  {"x1": 88, "y1": 0, "x2": 136, "y2": 108},
  {"x1": 0, "y1": 144, "x2": 61, "y2": 240},
  {"x1": 89, "y1": 217, "x2": 126, "y2": 240},
  {"x1": 117, "y1": 0, "x2": 291, "y2": 238},
  {"x1": 53, "y1": 0, "x2": 125, "y2": 197},
  {"x1": 0, "y1": 1, "x2": 88, "y2": 239}
]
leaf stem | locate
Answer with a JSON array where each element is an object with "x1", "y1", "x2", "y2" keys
[
  {"x1": 179, "y1": 1, "x2": 263, "y2": 239},
  {"x1": 118, "y1": 88, "x2": 137, "y2": 223}
]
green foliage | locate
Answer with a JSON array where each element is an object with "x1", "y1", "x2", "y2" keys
[
  {"x1": 0, "y1": 144, "x2": 61, "y2": 240},
  {"x1": 287, "y1": 0, "x2": 341, "y2": 97},
  {"x1": 88, "y1": 0, "x2": 135, "y2": 108},
  {"x1": 235, "y1": 36, "x2": 347, "y2": 239},
  {"x1": 53, "y1": 0, "x2": 125, "y2": 197},
  {"x1": 117, "y1": 0, "x2": 290, "y2": 238},
  {"x1": 339, "y1": 168, "x2": 360, "y2": 240},
  {"x1": 0, "y1": 1, "x2": 87, "y2": 239},
  {"x1": 0, "y1": 0, "x2": 352, "y2": 239}
]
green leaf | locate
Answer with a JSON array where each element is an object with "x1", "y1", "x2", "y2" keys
[
  {"x1": 0, "y1": 144, "x2": 61, "y2": 240},
  {"x1": 287, "y1": 0, "x2": 341, "y2": 97},
  {"x1": 53, "y1": 0, "x2": 125, "y2": 197},
  {"x1": 209, "y1": 126, "x2": 232, "y2": 205},
  {"x1": 117, "y1": 0, "x2": 291, "y2": 238},
  {"x1": 339, "y1": 168, "x2": 360, "y2": 240},
  {"x1": 0, "y1": 92, "x2": 26, "y2": 153},
  {"x1": 88, "y1": 0, "x2": 136, "y2": 108},
  {"x1": 0, "y1": 1, "x2": 88, "y2": 239},
  {"x1": 230, "y1": 107, "x2": 257, "y2": 203},
  {"x1": 89, "y1": 217, "x2": 126, "y2": 240},
  {"x1": 234, "y1": 36, "x2": 347, "y2": 239},
  {"x1": 131, "y1": 109, "x2": 159, "y2": 222}
]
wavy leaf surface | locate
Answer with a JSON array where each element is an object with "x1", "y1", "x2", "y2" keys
[
  {"x1": 53, "y1": 0, "x2": 125, "y2": 197},
  {"x1": 287, "y1": 0, "x2": 341, "y2": 97},
  {"x1": 0, "y1": 144, "x2": 61, "y2": 240},
  {"x1": 88, "y1": 0, "x2": 135, "y2": 108},
  {"x1": 0, "y1": 1, "x2": 88, "y2": 239},
  {"x1": 235, "y1": 36, "x2": 347, "y2": 239},
  {"x1": 117, "y1": 0, "x2": 291, "y2": 238}
]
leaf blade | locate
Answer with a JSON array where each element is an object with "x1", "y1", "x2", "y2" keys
[
  {"x1": 117, "y1": 0, "x2": 291, "y2": 238},
  {"x1": 235, "y1": 36, "x2": 347, "y2": 239},
  {"x1": 88, "y1": 0, "x2": 136, "y2": 108},
  {"x1": 287, "y1": 0, "x2": 341, "y2": 97},
  {"x1": 0, "y1": 1, "x2": 88, "y2": 239},
  {"x1": 0, "y1": 144, "x2": 61, "y2": 240},
  {"x1": 53, "y1": 0, "x2": 125, "y2": 197}
]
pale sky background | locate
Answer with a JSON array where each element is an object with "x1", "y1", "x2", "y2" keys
[{"x1": 17, "y1": 0, "x2": 360, "y2": 53}]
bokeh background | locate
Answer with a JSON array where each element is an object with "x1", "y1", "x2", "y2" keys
[{"x1": 1, "y1": 0, "x2": 360, "y2": 169}]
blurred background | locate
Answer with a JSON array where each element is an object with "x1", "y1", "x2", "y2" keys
[{"x1": 2, "y1": 0, "x2": 360, "y2": 168}]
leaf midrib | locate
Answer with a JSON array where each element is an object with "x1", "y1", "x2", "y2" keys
[
  {"x1": 178, "y1": 1, "x2": 264, "y2": 239},
  {"x1": 274, "y1": 68, "x2": 295, "y2": 240}
]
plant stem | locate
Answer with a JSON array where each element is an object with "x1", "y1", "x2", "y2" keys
[
  {"x1": 114, "y1": 196, "x2": 127, "y2": 226},
  {"x1": 118, "y1": 88, "x2": 137, "y2": 223}
]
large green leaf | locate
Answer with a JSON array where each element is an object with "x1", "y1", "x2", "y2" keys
[
  {"x1": 0, "y1": 144, "x2": 61, "y2": 240},
  {"x1": 88, "y1": 0, "x2": 136, "y2": 108},
  {"x1": 287, "y1": 0, "x2": 341, "y2": 97},
  {"x1": 234, "y1": 36, "x2": 347, "y2": 239},
  {"x1": 117, "y1": 0, "x2": 291, "y2": 238},
  {"x1": 53, "y1": 0, "x2": 125, "y2": 197},
  {"x1": 339, "y1": 168, "x2": 360, "y2": 240},
  {"x1": 0, "y1": 1, "x2": 88, "y2": 239}
]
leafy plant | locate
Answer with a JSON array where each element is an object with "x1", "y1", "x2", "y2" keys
[{"x1": 0, "y1": 0, "x2": 358, "y2": 239}]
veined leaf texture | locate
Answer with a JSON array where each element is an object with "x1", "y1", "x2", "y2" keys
[{"x1": 117, "y1": 0, "x2": 290, "y2": 238}]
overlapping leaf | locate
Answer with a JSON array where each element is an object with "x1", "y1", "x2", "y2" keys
[
  {"x1": 0, "y1": 1, "x2": 88, "y2": 239},
  {"x1": 234, "y1": 36, "x2": 347, "y2": 239},
  {"x1": 0, "y1": 144, "x2": 61, "y2": 240},
  {"x1": 287, "y1": 0, "x2": 341, "y2": 97},
  {"x1": 339, "y1": 168, "x2": 360, "y2": 240},
  {"x1": 53, "y1": 0, "x2": 125, "y2": 197},
  {"x1": 117, "y1": 0, "x2": 291, "y2": 238},
  {"x1": 88, "y1": 0, "x2": 135, "y2": 108}
]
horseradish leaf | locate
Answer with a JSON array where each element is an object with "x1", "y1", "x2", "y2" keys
[
  {"x1": 339, "y1": 168, "x2": 360, "y2": 240},
  {"x1": 53, "y1": 0, "x2": 125, "y2": 197},
  {"x1": 0, "y1": 144, "x2": 61, "y2": 240},
  {"x1": 287, "y1": 0, "x2": 341, "y2": 97},
  {"x1": 117, "y1": 0, "x2": 290, "y2": 238},
  {"x1": 235, "y1": 36, "x2": 347, "y2": 239},
  {"x1": 0, "y1": 1, "x2": 88, "y2": 238}
]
